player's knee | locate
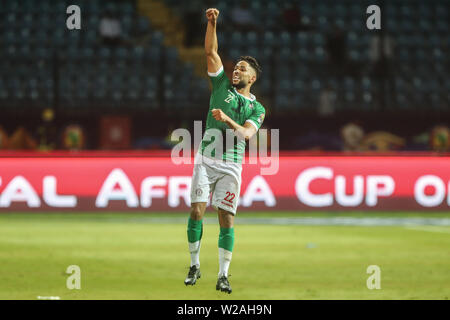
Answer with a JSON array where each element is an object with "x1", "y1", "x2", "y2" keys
[
  {"x1": 218, "y1": 209, "x2": 234, "y2": 228},
  {"x1": 190, "y1": 204, "x2": 205, "y2": 220}
]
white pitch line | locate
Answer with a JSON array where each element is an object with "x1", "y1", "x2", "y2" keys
[
  {"x1": 37, "y1": 296, "x2": 61, "y2": 300},
  {"x1": 404, "y1": 226, "x2": 450, "y2": 234}
]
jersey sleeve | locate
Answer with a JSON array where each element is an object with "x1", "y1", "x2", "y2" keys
[
  {"x1": 245, "y1": 103, "x2": 266, "y2": 131},
  {"x1": 208, "y1": 66, "x2": 229, "y2": 91}
]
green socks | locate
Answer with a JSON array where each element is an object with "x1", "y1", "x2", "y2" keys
[
  {"x1": 187, "y1": 218, "x2": 203, "y2": 267},
  {"x1": 187, "y1": 217, "x2": 203, "y2": 243},
  {"x1": 218, "y1": 227, "x2": 234, "y2": 277},
  {"x1": 218, "y1": 227, "x2": 234, "y2": 252},
  {"x1": 188, "y1": 220, "x2": 235, "y2": 276}
]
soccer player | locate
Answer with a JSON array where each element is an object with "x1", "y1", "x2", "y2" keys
[{"x1": 184, "y1": 8, "x2": 266, "y2": 294}]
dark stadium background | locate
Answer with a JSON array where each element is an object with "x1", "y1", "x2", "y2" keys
[{"x1": 0, "y1": 0, "x2": 448, "y2": 152}]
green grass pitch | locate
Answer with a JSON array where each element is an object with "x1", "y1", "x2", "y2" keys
[{"x1": 0, "y1": 212, "x2": 449, "y2": 300}]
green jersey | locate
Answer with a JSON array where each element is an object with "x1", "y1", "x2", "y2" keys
[{"x1": 200, "y1": 66, "x2": 266, "y2": 163}]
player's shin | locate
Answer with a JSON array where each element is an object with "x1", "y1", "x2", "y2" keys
[
  {"x1": 187, "y1": 217, "x2": 203, "y2": 267},
  {"x1": 218, "y1": 227, "x2": 234, "y2": 277}
]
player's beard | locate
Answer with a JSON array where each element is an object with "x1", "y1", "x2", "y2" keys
[{"x1": 232, "y1": 79, "x2": 247, "y2": 90}]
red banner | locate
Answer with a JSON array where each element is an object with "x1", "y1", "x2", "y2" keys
[{"x1": 0, "y1": 154, "x2": 449, "y2": 211}]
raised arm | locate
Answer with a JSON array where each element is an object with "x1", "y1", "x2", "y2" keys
[{"x1": 205, "y1": 8, "x2": 223, "y2": 75}]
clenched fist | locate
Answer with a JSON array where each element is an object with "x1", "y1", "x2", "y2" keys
[
  {"x1": 211, "y1": 109, "x2": 229, "y2": 123},
  {"x1": 206, "y1": 8, "x2": 219, "y2": 23}
]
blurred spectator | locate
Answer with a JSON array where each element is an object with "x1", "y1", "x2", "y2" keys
[
  {"x1": 361, "y1": 131, "x2": 405, "y2": 151},
  {"x1": 326, "y1": 25, "x2": 347, "y2": 75},
  {"x1": 429, "y1": 125, "x2": 450, "y2": 152},
  {"x1": 8, "y1": 127, "x2": 38, "y2": 150},
  {"x1": 0, "y1": 126, "x2": 9, "y2": 149},
  {"x1": 99, "y1": 9, "x2": 123, "y2": 46},
  {"x1": 341, "y1": 122, "x2": 365, "y2": 151},
  {"x1": 230, "y1": 2, "x2": 258, "y2": 31}
]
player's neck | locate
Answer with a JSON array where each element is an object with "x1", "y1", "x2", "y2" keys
[{"x1": 235, "y1": 86, "x2": 252, "y2": 99}]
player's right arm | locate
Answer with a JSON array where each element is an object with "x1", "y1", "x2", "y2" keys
[{"x1": 205, "y1": 8, "x2": 223, "y2": 75}]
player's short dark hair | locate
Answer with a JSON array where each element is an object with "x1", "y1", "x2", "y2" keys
[{"x1": 237, "y1": 56, "x2": 262, "y2": 79}]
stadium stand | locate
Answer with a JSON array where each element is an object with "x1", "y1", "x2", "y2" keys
[
  {"x1": 0, "y1": 0, "x2": 210, "y2": 114},
  {"x1": 0, "y1": 0, "x2": 448, "y2": 150}
]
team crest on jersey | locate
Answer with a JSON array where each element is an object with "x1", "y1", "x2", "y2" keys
[{"x1": 249, "y1": 103, "x2": 254, "y2": 110}]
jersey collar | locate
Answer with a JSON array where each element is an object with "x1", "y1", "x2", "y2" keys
[{"x1": 233, "y1": 87, "x2": 256, "y2": 101}]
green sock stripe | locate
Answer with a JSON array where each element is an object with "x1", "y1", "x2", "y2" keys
[
  {"x1": 187, "y1": 218, "x2": 203, "y2": 243},
  {"x1": 218, "y1": 227, "x2": 234, "y2": 252}
]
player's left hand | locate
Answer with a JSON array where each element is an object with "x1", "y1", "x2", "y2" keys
[{"x1": 211, "y1": 109, "x2": 229, "y2": 123}]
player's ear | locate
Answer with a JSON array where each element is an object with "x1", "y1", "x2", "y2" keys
[{"x1": 249, "y1": 68, "x2": 257, "y2": 85}]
